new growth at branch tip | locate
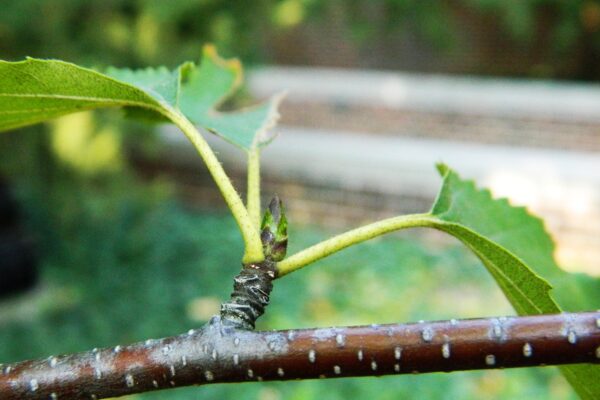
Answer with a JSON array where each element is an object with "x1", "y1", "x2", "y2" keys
[
  {"x1": 261, "y1": 195, "x2": 288, "y2": 263},
  {"x1": 219, "y1": 196, "x2": 287, "y2": 330}
]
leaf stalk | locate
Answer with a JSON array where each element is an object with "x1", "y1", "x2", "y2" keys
[
  {"x1": 277, "y1": 213, "x2": 436, "y2": 276},
  {"x1": 247, "y1": 148, "x2": 261, "y2": 229},
  {"x1": 165, "y1": 108, "x2": 264, "y2": 263}
]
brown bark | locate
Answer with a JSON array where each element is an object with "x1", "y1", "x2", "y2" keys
[{"x1": 1, "y1": 312, "x2": 598, "y2": 399}]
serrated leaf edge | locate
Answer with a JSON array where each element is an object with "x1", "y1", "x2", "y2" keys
[
  {"x1": 197, "y1": 45, "x2": 285, "y2": 151},
  {"x1": 433, "y1": 165, "x2": 600, "y2": 398},
  {"x1": 104, "y1": 65, "x2": 182, "y2": 110},
  {"x1": 252, "y1": 91, "x2": 285, "y2": 149},
  {"x1": 200, "y1": 44, "x2": 243, "y2": 110},
  {"x1": 0, "y1": 58, "x2": 165, "y2": 111},
  {"x1": 433, "y1": 162, "x2": 558, "y2": 252}
]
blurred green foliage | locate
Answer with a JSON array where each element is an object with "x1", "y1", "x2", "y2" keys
[
  {"x1": 0, "y1": 0, "x2": 272, "y2": 67},
  {"x1": 0, "y1": 130, "x2": 578, "y2": 399},
  {"x1": 339, "y1": 0, "x2": 600, "y2": 79},
  {"x1": 1, "y1": 0, "x2": 599, "y2": 79}
]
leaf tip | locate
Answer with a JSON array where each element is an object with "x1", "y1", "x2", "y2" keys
[
  {"x1": 436, "y1": 162, "x2": 450, "y2": 177},
  {"x1": 202, "y1": 43, "x2": 218, "y2": 58},
  {"x1": 202, "y1": 44, "x2": 242, "y2": 81},
  {"x1": 179, "y1": 61, "x2": 195, "y2": 81},
  {"x1": 254, "y1": 91, "x2": 286, "y2": 149}
]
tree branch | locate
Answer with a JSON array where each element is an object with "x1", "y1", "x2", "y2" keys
[{"x1": 1, "y1": 312, "x2": 598, "y2": 399}]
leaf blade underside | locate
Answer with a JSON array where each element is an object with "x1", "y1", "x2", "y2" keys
[
  {"x1": 179, "y1": 45, "x2": 282, "y2": 151},
  {"x1": 0, "y1": 58, "x2": 165, "y2": 132},
  {"x1": 0, "y1": 46, "x2": 281, "y2": 150},
  {"x1": 429, "y1": 164, "x2": 599, "y2": 399}
]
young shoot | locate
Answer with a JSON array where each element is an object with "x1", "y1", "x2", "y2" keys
[{"x1": 1, "y1": 46, "x2": 597, "y2": 397}]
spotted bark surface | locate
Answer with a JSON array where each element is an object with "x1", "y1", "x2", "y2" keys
[{"x1": 1, "y1": 312, "x2": 599, "y2": 399}]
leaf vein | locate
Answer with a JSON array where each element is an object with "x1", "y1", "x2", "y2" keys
[{"x1": 0, "y1": 93, "x2": 154, "y2": 109}]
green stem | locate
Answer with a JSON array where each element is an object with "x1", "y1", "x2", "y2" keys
[
  {"x1": 277, "y1": 213, "x2": 436, "y2": 276},
  {"x1": 165, "y1": 108, "x2": 264, "y2": 264},
  {"x1": 247, "y1": 148, "x2": 261, "y2": 229}
]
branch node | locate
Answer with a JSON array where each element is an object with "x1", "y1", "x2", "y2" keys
[{"x1": 220, "y1": 260, "x2": 277, "y2": 330}]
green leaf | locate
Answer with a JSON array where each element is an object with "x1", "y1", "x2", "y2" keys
[
  {"x1": 0, "y1": 58, "x2": 168, "y2": 132},
  {"x1": 430, "y1": 164, "x2": 558, "y2": 314},
  {"x1": 0, "y1": 46, "x2": 281, "y2": 151},
  {"x1": 106, "y1": 65, "x2": 182, "y2": 107},
  {"x1": 179, "y1": 45, "x2": 283, "y2": 151},
  {"x1": 102, "y1": 66, "x2": 181, "y2": 123},
  {"x1": 430, "y1": 164, "x2": 600, "y2": 399}
]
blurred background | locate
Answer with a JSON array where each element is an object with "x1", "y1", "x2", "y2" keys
[{"x1": 1, "y1": 1, "x2": 599, "y2": 399}]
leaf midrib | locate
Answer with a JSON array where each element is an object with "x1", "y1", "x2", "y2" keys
[
  {"x1": 434, "y1": 219, "x2": 555, "y2": 315},
  {"x1": 0, "y1": 92, "x2": 158, "y2": 108}
]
